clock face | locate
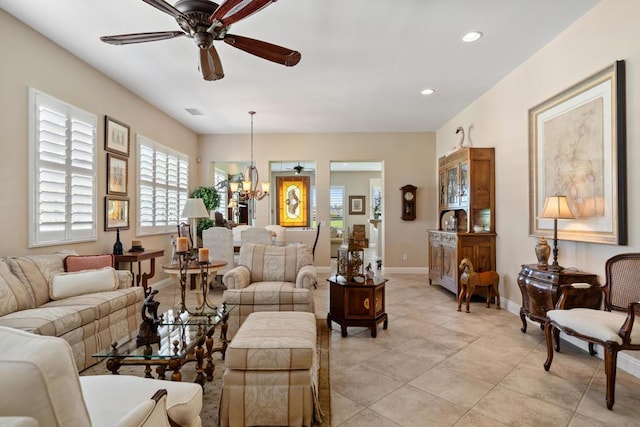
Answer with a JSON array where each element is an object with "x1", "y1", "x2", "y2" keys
[{"x1": 404, "y1": 192, "x2": 414, "y2": 201}]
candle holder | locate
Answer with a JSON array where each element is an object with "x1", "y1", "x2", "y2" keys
[{"x1": 177, "y1": 249, "x2": 217, "y2": 316}]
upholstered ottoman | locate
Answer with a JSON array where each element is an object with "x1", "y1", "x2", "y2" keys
[{"x1": 219, "y1": 311, "x2": 320, "y2": 427}]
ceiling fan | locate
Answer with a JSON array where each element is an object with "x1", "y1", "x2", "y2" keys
[
  {"x1": 100, "y1": 0, "x2": 301, "y2": 81},
  {"x1": 291, "y1": 162, "x2": 315, "y2": 174}
]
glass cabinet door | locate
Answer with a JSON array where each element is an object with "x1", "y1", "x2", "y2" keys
[
  {"x1": 459, "y1": 162, "x2": 468, "y2": 206},
  {"x1": 447, "y1": 167, "x2": 458, "y2": 206},
  {"x1": 439, "y1": 171, "x2": 446, "y2": 209}
]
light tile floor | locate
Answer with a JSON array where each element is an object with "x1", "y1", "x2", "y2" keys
[
  {"x1": 155, "y1": 256, "x2": 640, "y2": 427},
  {"x1": 316, "y1": 271, "x2": 640, "y2": 427}
]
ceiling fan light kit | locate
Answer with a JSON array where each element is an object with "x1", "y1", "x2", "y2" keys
[{"x1": 100, "y1": 0, "x2": 301, "y2": 81}]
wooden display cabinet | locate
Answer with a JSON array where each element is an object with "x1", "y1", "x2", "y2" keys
[{"x1": 429, "y1": 147, "x2": 496, "y2": 296}]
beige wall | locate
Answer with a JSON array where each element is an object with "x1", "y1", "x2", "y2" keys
[
  {"x1": 436, "y1": 0, "x2": 640, "y2": 305},
  {"x1": 0, "y1": 10, "x2": 198, "y2": 285},
  {"x1": 199, "y1": 133, "x2": 437, "y2": 270}
]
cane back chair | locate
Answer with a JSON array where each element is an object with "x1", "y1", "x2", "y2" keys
[{"x1": 543, "y1": 253, "x2": 640, "y2": 409}]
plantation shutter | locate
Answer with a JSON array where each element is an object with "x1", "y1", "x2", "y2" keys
[
  {"x1": 214, "y1": 169, "x2": 228, "y2": 219},
  {"x1": 137, "y1": 135, "x2": 189, "y2": 235},
  {"x1": 29, "y1": 89, "x2": 97, "y2": 247},
  {"x1": 330, "y1": 186, "x2": 345, "y2": 229}
]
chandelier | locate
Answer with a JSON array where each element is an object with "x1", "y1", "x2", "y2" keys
[{"x1": 229, "y1": 111, "x2": 269, "y2": 201}]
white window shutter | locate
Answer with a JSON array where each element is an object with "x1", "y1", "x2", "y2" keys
[
  {"x1": 137, "y1": 135, "x2": 189, "y2": 235},
  {"x1": 29, "y1": 88, "x2": 97, "y2": 247}
]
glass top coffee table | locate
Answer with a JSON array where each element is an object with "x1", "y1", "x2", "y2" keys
[{"x1": 93, "y1": 303, "x2": 234, "y2": 387}]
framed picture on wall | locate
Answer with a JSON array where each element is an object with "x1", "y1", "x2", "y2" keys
[
  {"x1": 276, "y1": 176, "x2": 310, "y2": 227},
  {"x1": 528, "y1": 60, "x2": 627, "y2": 245},
  {"x1": 104, "y1": 116, "x2": 130, "y2": 157},
  {"x1": 349, "y1": 195, "x2": 366, "y2": 215},
  {"x1": 107, "y1": 153, "x2": 128, "y2": 196},
  {"x1": 105, "y1": 196, "x2": 129, "y2": 231}
]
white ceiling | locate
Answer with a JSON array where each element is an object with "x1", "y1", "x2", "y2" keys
[{"x1": 0, "y1": 0, "x2": 599, "y2": 135}]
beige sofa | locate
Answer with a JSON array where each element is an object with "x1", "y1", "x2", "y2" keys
[
  {"x1": 0, "y1": 251, "x2": 143, "y2": 371},
  {"x1": 222, "y1": 243, "x2": 316, "y2": 335}
]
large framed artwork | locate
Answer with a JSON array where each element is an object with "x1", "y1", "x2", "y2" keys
[
  {"x1": 528, "y1": 60, "x2": 626, "y2": 245},
  {"x1": 104, "y1": 116, "x2": 130, "y2": 157},
  {"x1": 105, "y1": 196, "x2": 130, "y2": 231},
  {"x1": 276, "y1": 176, "x2": 310, "y2": 228},
  {"x1": 107, "y1": 153, "x2": 128, "y2": 196},
  {"x1": 349, "y1": 196, "x2": 365, "y2": 215}
]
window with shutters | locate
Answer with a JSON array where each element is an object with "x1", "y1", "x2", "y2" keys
[
  {"x1": 28, "y1": 88, "x2": 97, "y2": 247},
  {"x1": 330, "y1": 186, "x2": 345, "y2": 230},
  {"x1": 214, "y1": 168, "x2": 228, "y2": 219},
  {"x1": 137, "y1": 135, "x2": 189, "y2": 235}
]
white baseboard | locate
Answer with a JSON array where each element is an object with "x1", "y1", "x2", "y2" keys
[
  {"x1": 380, "y1": 267, "x2": 429, "y2": 274},
  {"x1": 501, "y1": 296, "x2": 640, "y2": 379}
]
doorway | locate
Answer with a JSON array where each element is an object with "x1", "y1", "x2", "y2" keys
[{"x1": 329, "y1": 161, "x2": 384, "y2": 267}]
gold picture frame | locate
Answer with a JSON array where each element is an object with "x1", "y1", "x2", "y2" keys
[
  {"x1": 107, "y1": 153, "x2": 128, "y2": 196},
  {"x1": 104, "y1": 116, "x2": 130, "y2": 157},
  {"x1": 276, "y1": 176, "x2": 310, "y2": 227},
  {"x1": 528, "y1": 60, "x2": 627, "y2": 245},
  {"x1": 105, "y1": 196, "x2": 129, "y2": 231}
]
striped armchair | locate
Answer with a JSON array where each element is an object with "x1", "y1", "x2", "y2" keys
[{"x1": 222, "y1": 243, "x2": 316, "y2": 335}]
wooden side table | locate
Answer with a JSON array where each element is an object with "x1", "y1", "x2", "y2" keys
[
  {"x1": 517, "y1": 264, "x2": 602, "y2": 333},
  {"x1": 327, "y1": 275, "x2": 388, "y2": 338},
  {"x1": 115, "y1": 249, "x2": 164, "y2": 290}
]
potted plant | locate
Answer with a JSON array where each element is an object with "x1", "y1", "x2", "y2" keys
[
  {"x1": 190, "y1": 186, "x2": 220, "y2": 239},
  {"x1": 371, "y1": 196, "x2": 382, "y2": 220}
]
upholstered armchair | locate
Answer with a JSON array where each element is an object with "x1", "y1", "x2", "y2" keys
[
  {"x1": 544, "y1": 253, "x2": 640, "y2": 410},
  {"x1": 0, "y1": 326, "x2": 203, "y2": 427},
  {"x1": 222, "y1": 243, "x2": 317, "y2": 334}
]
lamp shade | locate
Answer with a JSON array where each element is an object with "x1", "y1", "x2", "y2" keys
[
  {"x1": 181, "y1": 198, "x2": 209, "y2": 219},
  {"x1": 539, "y1": 195, "x2": 575, "y2": 220}
]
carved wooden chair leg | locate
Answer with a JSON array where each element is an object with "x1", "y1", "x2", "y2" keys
[
  {"x1": 494, "y1": 285, "x2": 501, "y2": 309},
  {"x1": 485, "y1": 287, "x2": 491, "y2": 308},
  {"x1": 604, "y1": 345, "x2": 618, "y2": 410},
  {"x1": 552, "y1": 327, "x2": 561, "y2": 352},
  {"x1": 543, "y1": 321, "x2": 555, "y2": 371},
  {"x1": 588, "y1": 342, "x2": 597, "y2": 356}
]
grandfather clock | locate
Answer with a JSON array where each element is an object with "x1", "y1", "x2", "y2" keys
[{"x1": 400, "y1": 185, "x2": 417, "y2": 221}]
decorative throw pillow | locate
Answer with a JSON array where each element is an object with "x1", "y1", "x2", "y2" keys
[
  {"x1": 64, "y1": 254, "x2": 115, "y2": 272},
  {"x1": 50, "y1": 267, "x2": 118, "y2": 300}
]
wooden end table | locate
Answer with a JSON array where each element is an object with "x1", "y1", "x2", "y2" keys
[
  {"x1": 115, "y1": 249, "x2": 164, "y2": 290},
  {"x1": 327, "y1": 275, "x2": 388, "y2": 338},
  {"x1": 517, "y1": 264, "x2": 602, "y2": 333}
]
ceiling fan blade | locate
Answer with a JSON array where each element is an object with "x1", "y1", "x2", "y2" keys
[
  {"x1": 143, "y1": 0, "x2": 188, "y2": 20},
  {"x1": 199, "y1": 46, "x2": 225, "y2": 81},
  {"x1": 210, "y1": 0, "x2": 276, "y2": 27},
  {"x1": 101, "y1": 31, "x2": 185, "y2": 45},
  {"x1": 224, "y1": 34, "x2": 301, "y2": 66}
]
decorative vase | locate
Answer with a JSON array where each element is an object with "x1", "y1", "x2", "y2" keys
[
  {"x1": 535, "y1": 237, "x2": 550, "y2": 268},
  {"x1": 113, "y1": 228, "x2": 124, "y2": 255}
]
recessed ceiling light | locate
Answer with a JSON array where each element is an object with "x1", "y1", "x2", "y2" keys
[
  {"x1": 421, "y1": 88, "x2": 435, "y2": 95},
  {"x1": 462, "y1": 31, "x2": 483, "y2": 43}
]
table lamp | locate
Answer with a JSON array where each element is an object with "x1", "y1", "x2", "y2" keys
[
  {"x1": 181, "y1": 198, "x2": 209, "y2": 247},
  {"x1": 538, "y1": 195, "x2": 575, "y2": 271}
]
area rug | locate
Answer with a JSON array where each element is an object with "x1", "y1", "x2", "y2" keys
[{"x1": 81, "y1": 319, "x2": 331, "y2": 427}]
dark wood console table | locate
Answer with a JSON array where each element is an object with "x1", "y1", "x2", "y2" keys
[
  {"x1": 327, "y1": 275, "x2": 388, "y2": 338},
  {"x1": 115, "y1": 249, "x2": 164, "y2": 290},
  {"x1": 517, "y1": 264, "x2": 602, "y2": 333}
]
